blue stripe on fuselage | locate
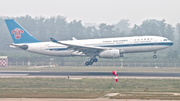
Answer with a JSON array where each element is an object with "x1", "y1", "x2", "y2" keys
[{"x1": 97, "y1": 42, "x2": 173, "y2": 47}]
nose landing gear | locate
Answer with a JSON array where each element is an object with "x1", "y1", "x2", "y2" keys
[
  {"x1": 85, "y1": 58, "x2": 98, "y2": 66},
  {"x1": 153, "y1": 51, "x2": 157, "y2": 58}
]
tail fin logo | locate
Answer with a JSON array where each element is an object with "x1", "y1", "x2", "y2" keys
[{"x1": 11, "y1": 28, "x2": 24, "y2": 39}]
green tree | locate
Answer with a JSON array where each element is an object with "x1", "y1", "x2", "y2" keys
[
  {"x1": 130, "y1": 19, "x2": 174, "y2": 41},
  {"x1": 174, "y1": 23, "x2": 180, "y2": 52},
  {"x1": 166, "y1": 49, "x2": 178, "y2": 61},
  {"x1": 98, "y1": 23, "x2": 115, "y2": 38},
  {"x1": 175, "y1": 23, "x2": 180, "y2": 41},
  {"x1": 114, "y1": 19, "x2": 131, "y2": 35},
  {"x1": 67, "y1": 20, "x2": 86, "y2": 39},
  {"x1": 85, "y1": 26, "x2": 99, "y2": 38}
]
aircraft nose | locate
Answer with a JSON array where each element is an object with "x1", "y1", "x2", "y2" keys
[{"x1": 170, "y1": 41, "x2": 173, "y2": 46}]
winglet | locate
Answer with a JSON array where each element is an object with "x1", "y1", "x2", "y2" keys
[{"x1": 50, "y1": 38, "x2": 58, "y2": 42}]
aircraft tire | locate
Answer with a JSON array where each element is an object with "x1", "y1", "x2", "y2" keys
[
  {"x1": 153, "y1": 55, "x2": 157, "y2": 58},
  {"x1": 89, "y1": 62, "x2": 93, "y2": 65},
  {"x1": 85, "y1": 61, "x2": 90, "y2": 66},
  {"x1": 93, "y1": 58, "x2": 98, "y2": 62},
  {"x1": 90, "y1": 59, "x2": 94, "y2": 63}
]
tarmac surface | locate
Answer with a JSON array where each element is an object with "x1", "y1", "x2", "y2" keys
[
  {"x1": 0, "y1": 71, "x2": 180, "y2": 77},
  {"x1": 0, "y1": 98, "x2": 180, "y2": 101}
]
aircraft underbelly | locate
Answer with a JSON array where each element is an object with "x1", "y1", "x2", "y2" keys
[
  {"x1": 123, "y1": 46, "x2": 150, "y2": 53},
  {"x1": 150, "y1": 45, "x2": 169, "y2": 51},
  {"x1": 29, "y1": 50, "x2": 74, "y2": 56},
  {"x1": 123, "y1": 45, "x2": 168, "y2": 53}
]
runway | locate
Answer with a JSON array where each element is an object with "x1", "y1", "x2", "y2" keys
[{"x1": 0, "y1": 71, "x2": 180, "y2": 77}]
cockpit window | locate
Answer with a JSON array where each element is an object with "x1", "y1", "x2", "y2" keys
[{"x1": 164, "y1": 39, "x2": 168, "y2": 41}]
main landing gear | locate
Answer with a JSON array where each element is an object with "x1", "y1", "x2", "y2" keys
[
  {"x1": 85, "y1": 58, "x2": 98, "y2": 66},
  {"x1": 153, "y1": 51, "x2": 157, "y2": 58}
]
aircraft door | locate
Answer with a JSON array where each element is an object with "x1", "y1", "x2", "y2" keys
[
  {"x1": 151, "y1": 38, "x2": 158, "y2": 51},
  {"x1": 129, "y1": 39, "x2": 133, "y2": 46}
]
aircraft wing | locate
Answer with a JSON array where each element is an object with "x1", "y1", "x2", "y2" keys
[{"x1": 50, "y1": 38, "x2": 105, "y2": 55}]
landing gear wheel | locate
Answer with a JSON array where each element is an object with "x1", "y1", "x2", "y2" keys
[
  {"x1": 90, "y1": 59, "x2": 94, "y2": 63},
  {"x1": 153, "y1": 55, "x2": 157, "y2": 58},
  {"x1": 93, "y1": 58, "x2": 98, "y2": 62},
  {"x1": 89, "y1": 62, "x2": 93, "y2": 65},
  {"x1": 86, "y1": 57, "x2": 97, "y2": 66},
  {"x1": 85, "y1": 61, "x2": 90, "y2": 66}
]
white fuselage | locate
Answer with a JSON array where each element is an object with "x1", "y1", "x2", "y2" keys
[{"x1": 15, "y1": 36, "x2": 173, "y2": 57}]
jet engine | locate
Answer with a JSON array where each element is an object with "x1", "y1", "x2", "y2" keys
[{"x1": 99, "y1": 50, "x2": 120, "y2": 58}]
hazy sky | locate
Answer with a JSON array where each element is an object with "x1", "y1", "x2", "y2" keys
[{"x1": 0, "y1": 0, "x2": 179, "y2": 26}]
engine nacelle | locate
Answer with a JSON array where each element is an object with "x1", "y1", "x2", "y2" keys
[{"x1": 99, "y1": 50, "x2": 120, "y2": 58}]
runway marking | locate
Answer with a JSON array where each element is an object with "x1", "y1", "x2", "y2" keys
[
  {"x1": 0, "y1": 71, "x2": 40, "y2": 72},
  {"x1": 0, "y1": 74, "x2": 28, "y2": 76}
]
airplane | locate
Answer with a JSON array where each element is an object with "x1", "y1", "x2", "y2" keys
[{"x1": 5, "y1": 19, "x2": 173, "y2": 66}]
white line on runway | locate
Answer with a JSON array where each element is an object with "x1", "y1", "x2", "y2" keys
[
  {"x1": 0, "y1": 71, "x2": 40, "y2": 72},
  {"x1": 0, "y1": 74, "x2": 29, "y2": 76}
]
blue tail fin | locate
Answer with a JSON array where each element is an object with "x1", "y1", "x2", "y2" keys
[{"x1": 5, "y1": 19, "x2": 41, "y2": 44}]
